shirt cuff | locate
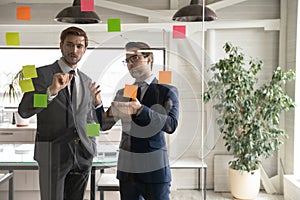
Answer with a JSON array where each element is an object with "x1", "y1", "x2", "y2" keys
[
  {"x1": 95, "y1": 103, "x2": 103, "y2": 109},
  {"x1": 47, "y1": 87, "x2": 57, "y2": 101},
  {"x1": 136, "y1": 105, "x2": 143, "y2": 116}
]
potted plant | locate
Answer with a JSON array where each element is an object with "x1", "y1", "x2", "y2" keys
[
  {"x1": 2, "y1": 69, "x2": 30, "y2": 126},
  {"x1": 203, "y1": 42, "x2": 295, "y2": 199},
  {"x1": 2, "y1": 70, "x2": 23, "y2": 105}
]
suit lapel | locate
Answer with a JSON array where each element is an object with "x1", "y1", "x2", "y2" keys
[
  {"x1": 140, "y1": 78, "x2": 158, "y2": 104},
  {"x1": 76, "y1": 69, "x2": 86, "y2": 112}
]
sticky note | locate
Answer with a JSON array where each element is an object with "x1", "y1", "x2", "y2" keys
[
  {"x1": 19, "y1": 79, "x2": 35, "y2": 93},
  {"x1": 158, "y1": 71, "x2": 172, "y2": 84},
  {"x1": 81, "y1": 0, "x2": 94, "y2": 11},
  {"x1": 173, "y1": 25, "x2": 186, "y2": 39},
  {"x1": 123, "y1": 84, "x2": 138, "y2": 98},
  {"x1": 6, "y1": 32, "x2": 20, "y2": 46},
  {"x1": 86, "y1": 123, "x2": 100, "y2": 136},
  {"x1": 33, "y1": 94, "x2": 47, "y2": 108},
  {"x1": 22, "y1": 65, "x2": 37, "y2": 79},
  {"x1": 107, "y1": 18, "x2": 121, "y2": 32},
  {"x1": 16, "y1": 6, "x2": 31, "y2": 20}
]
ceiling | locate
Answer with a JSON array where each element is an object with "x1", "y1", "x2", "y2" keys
[
  {"x1": 0, "y1": 0, "x2": 246, "y2": 15},
  {"x1": 0, "y1": 0, "x2": 248, "y2": 23},
  {"x1": 0, "y1": 0, "x2": 225, "y2": 6}
]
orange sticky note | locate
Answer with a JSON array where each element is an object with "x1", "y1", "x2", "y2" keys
[
  {"x1": 123, "y1": 84, "x2": 138, "y2": 98},
  {"x1": 158, "y1": 71, "x2": 172, "y2": 84},
  {"x1": 173, "y1": 25, "x2": 186, "y2": 39},
  {"x1": 16, "y1": 6, "x2": 31, "y2": 21},
  {"x1": 81, "y1": 0, "x2": 94, "y2": 11}
]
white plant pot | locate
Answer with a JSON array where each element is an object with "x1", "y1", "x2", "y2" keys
[
  {"x1": 15, "y1": 111, "x2": 30, "y2": 127},
  {"x1": 229, "y1": 167, "x2": 260, "y2": 199}
]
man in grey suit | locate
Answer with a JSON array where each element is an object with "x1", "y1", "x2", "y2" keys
[{"x1": 18, "y1": 26, "x2": 98, "y2": 200}]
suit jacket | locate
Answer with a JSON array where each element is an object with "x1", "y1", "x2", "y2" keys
[
  {"x1": 18, "y1": 61, "x2": 97, "y2": 163},
  {"x1": 96, "y1": 78, "x2": 179, "y2": 183}
]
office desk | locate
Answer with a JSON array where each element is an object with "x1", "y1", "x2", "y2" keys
[{"x1": 0, "y1": 144, "x2": 117, "y2": 200}]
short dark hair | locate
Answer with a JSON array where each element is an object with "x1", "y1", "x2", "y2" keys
[
  {"x1": 125, "y1": 42, "x2": 153, "y2": 58},
  {"x1": 60, "y1": 26, "x2": 88, "y2": 47}
]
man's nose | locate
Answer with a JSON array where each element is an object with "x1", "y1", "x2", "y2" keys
[
  {"x1": 127, "y1": 62, "x2": 134, "y2": 70},
  {"x1": 127, "y1": 60, "x2": 136, "y2": 67}
]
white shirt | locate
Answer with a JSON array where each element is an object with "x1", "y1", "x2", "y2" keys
[{"x1": 136, "y1": 74, "x2": 155, "y2": 101}]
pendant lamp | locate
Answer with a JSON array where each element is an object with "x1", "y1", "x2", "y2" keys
[
  {"x1": 55, "y1": 0, "x2": 101, "y2": 24},
  {"x1": 172, "y1": 0, "x2": 217, "y2": 22}
]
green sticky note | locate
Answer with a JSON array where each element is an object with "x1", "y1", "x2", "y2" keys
[
  {"x1": 6, "y1": 32, "x2": 20, "y2": 46},
  {"x1": 22, "y1": 65, "x2": 38, "y2": 79},
  {"x1": 107, "y1": 18, "x2": 121, "y2": 32},
  {"x1": 33, "y1": 94, "x2": 47, "y2": 108},
  {"x1": 86, "y1": 123, "x2": 100, "y2": 136},
  {"x1": 19, "y1": 79, "x2": 35, "y2": 93}
]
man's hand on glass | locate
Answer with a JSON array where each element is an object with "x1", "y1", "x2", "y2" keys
[
  {"x1": 111, "y1": 99, "x2": 142, "y2": 116},
  {"x1": 89, "y1": 81, "x2": 102, "y2": 106},
  {"x1": 49, "y1": 72, "x2": 73, "y2": 96}
]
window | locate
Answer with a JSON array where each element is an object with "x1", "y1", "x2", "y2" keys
[{"x1": 0, "y1": 47, "x2": 165, "y2": 108}]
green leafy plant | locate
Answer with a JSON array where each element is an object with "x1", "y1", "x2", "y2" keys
[
  {"x1": 203, "y1": 42, "x2": 295, "y2": 172},
  {"x1": 2, "y1": 70, "x2": 24, "y2": 104}
]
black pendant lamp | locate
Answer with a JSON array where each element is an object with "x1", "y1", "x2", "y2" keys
[
  {"x1": 55, "y1": 0, "x2": 101, "y2": 24},
  {"x1": 172, "y1": 0, "x2": 217, "y2": 22}
]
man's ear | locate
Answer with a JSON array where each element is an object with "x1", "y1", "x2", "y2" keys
[{"x1": 147, "y1": 56, "x2": 153, "y2": 64}]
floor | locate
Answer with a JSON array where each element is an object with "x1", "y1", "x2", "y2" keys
[
  {"x1": 98, "y1": 190, "x2": 284, "y2": 200},
  {"x1": 171, "y1": 190, "x2": 284, "y2": 200}
]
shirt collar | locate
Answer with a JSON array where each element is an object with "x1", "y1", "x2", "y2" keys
[
  {"x1": 142, "y1": 74, "x2": 155, "y2": 86},
  {"x1": 58, "y1": 57, "x2": 77, "y2": 75}
]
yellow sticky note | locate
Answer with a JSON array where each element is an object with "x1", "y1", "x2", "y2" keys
[
  {"x1": 6, "y1": 32, "x2": 20, "y2": 46},
  {"x1": 158, "y1": 71, "x2": 172, "y2": 84},
  {"x1": 86, "y1": 123, "x2": 100, "y2": 136},
  {"x1": 123, "y1": 84, "x2": 138, "y2": 98},
  {"x1": 22, "y1": 65, "x2": 37, "y2": 79},
  {"x1": 16, "y1": 6, "x2": 31, "y2": 21},
  {"x1": 19, "y1": 79, "x2": 35, "y2": 93}
]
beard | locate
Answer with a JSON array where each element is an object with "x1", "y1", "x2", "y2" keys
[
  {"x1": 62, "y1": 51, "x2": 81, "y2": 66},
  {"x1": 129, "y1": 66, "x2": 148, "y2": 80}
]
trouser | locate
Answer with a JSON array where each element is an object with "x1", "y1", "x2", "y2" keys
[
  {"x1": 37, "y1": 138, "x2": 93, "y2": 200},
  {"x1": 119, "y1": 175, "x2": 171, "y2": 200}
]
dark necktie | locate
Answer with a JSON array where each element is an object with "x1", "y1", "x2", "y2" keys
[
  {"x1": 67, "y1": 70, "x2": 76, "y2": 127},
  {"x1": 69, "y1": 70, "x2": 75, "y2": 100},
  {"x1": 137, "y1": 86, "x2": 141, "y2": 100},
  {"x1": 136, "y1": 82, "x2": 146, "y2": 101}
]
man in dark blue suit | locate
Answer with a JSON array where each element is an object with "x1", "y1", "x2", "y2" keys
[{"x1": 90, "y1": 41, "x2": 179, "y2": 200}]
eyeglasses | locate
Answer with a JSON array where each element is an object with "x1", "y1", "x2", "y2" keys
[{"x1": 122, "y1": 54, "x2": 147, "y2": 65}]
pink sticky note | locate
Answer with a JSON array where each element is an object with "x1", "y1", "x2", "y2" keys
[
  {"x1": 173, "y1": 25, "x2": 186, "y2": 39},
  {"x1": 81, "y1": 0, "x2": 94, "y2": 11}
]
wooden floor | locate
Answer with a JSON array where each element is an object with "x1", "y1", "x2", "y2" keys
[{"x1": 90, "y1": 190, "x2": 284, "y2": 200}]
